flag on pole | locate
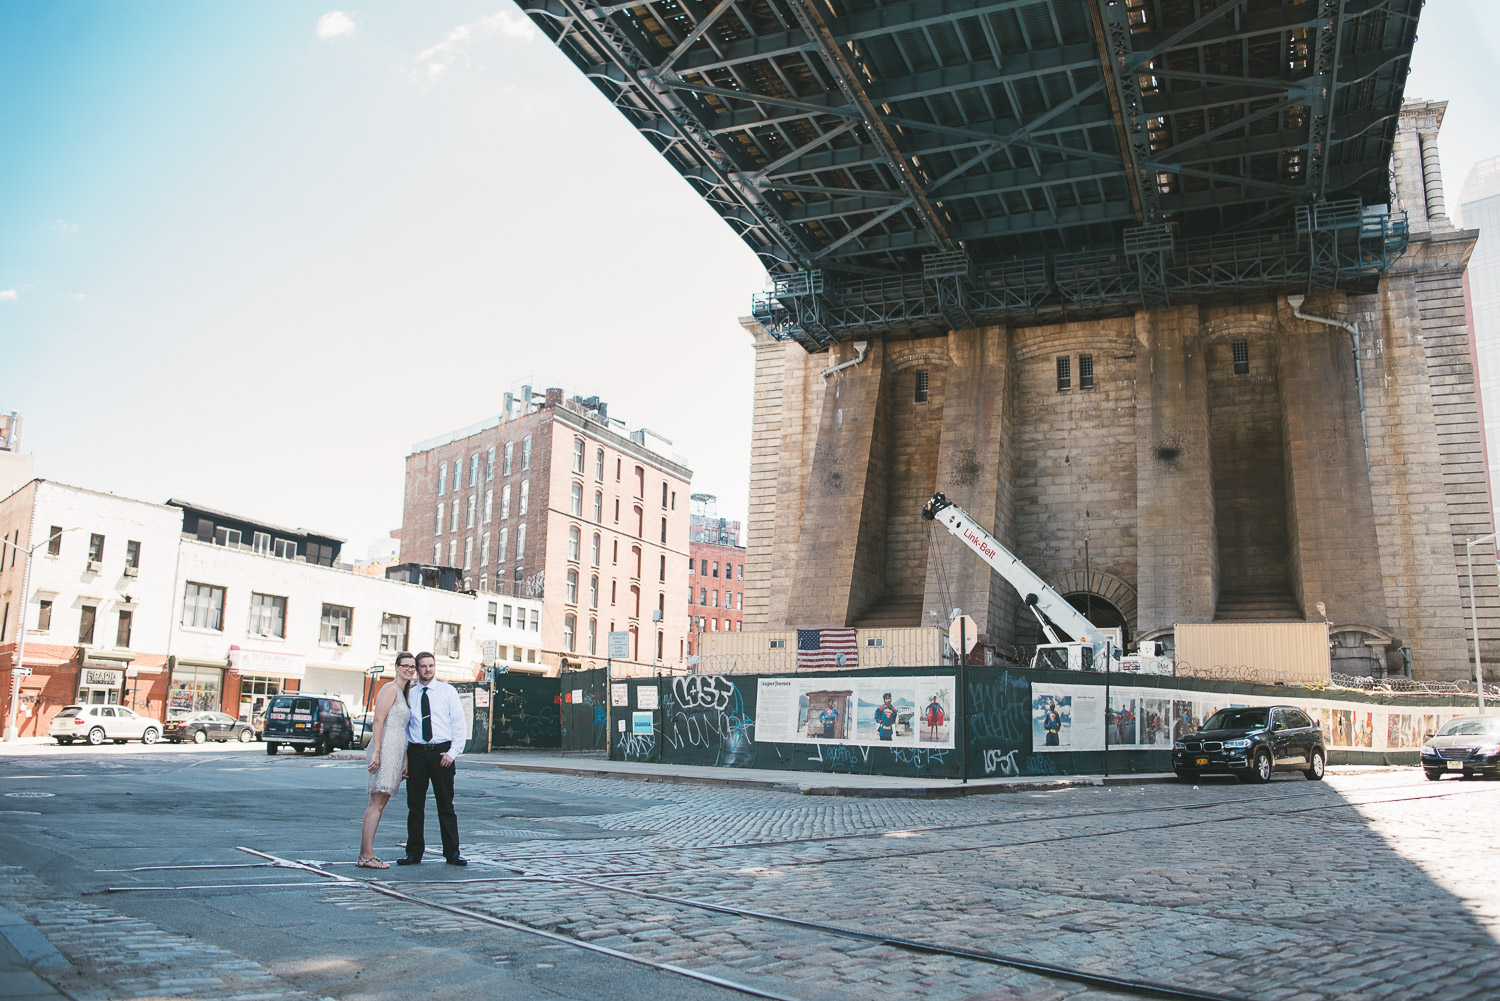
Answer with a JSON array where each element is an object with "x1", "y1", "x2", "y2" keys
[{"x1": 796, "y1": 628, "x2": 859, "y2": 670}]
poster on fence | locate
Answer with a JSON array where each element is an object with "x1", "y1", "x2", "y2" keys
[{"x1": 755, "y1": 675, "x2": 955, "y2": 748}]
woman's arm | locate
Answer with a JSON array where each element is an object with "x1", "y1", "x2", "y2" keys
[{"x1": 367, "y1": 684, "x2": 399, "y2": 769}]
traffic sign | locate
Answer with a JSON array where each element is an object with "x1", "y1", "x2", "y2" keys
[
  {"x1": 608, "y1": 631, "x2": 630, "y2": 659},
  {"x1": 948, "y1": 615, "x2": 979, "y2": 655},
  {"x1": 13, "y1": 667, "x2": 32, "y2": 677}
]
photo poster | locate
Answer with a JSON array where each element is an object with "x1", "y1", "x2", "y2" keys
[
  {"x1": 755, "y1": 675, "x2": 956, "y2": 748},
  {"x1": 1032, "y1": 684, "x2": 1106, "y2": 751}
]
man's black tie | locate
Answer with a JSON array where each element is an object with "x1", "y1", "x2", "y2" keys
[{"x1": 421, "y1": 687, "x2": 433, "y2": 742}]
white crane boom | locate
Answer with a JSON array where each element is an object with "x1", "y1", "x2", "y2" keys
[{"x1": 922, "y1": 492, "x2": 1107, "y2": 650}]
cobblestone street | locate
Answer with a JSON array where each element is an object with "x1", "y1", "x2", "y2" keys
[{"x1": 2, "y1": 745, "x2": 1498, "y2": 1001}]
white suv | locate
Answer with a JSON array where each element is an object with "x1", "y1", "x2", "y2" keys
[{"x1": 50, "y1": 705, "x2": 162, "y2": 746}]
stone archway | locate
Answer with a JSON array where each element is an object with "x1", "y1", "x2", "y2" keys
[{"x1": 1013, "y1": 569, "x2": 1139, "y2": 649}]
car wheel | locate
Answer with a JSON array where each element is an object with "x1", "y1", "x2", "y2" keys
[
  {"x1": 266, "y1": 742, "x2": 279, "y2": 755},
  {"x1": 1304, "y1": 749, "x2": 1325, "y2": 781},
  {"x1": 1425, "y1": 768, "x2": 1445, "y2": 781},
  {"x1": 192, "y1": 729, "x2": 207, "y2": 744},
  {"x1": 87, "y1": 727, "x2": 106, "y2": 746},
  {"x1": 1251, "y1": 749, "x2": 1273, "y2": 783},
  {"x1": 1173, "y1": 769, "x2": 1198, "y2": 781},
  {"x1": 238, "y1": 729, "x2": 252, "y2": 743},
  {"x1": 142, "y1": 728, "x2": 159, "y2": 745}
]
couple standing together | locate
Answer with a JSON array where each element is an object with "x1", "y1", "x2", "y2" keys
[{"x1": 358, "y1": 651, "x2": 468, "y2": 869}]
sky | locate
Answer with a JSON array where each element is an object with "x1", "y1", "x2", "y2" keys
[{"x1": 3, "y1": 1, "x2": 1499, "y2": 560}]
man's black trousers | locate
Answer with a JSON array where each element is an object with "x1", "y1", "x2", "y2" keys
[{"x1": 406, "y1": 741, "x2": 459, "y2": 858}]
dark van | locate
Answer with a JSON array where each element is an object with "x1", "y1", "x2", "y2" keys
[{"x1": 262, "y1": 694, "x2": 354, "y2": 756}]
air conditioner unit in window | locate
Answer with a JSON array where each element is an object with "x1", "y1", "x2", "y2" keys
[
  {"x1": 122, "y1": 566, "x2": 139, "y2": 577},
  {"x1": 86, "y1": 561, "x2": 102, "y2": 574},
  {"x1": 338, "y1": 635, "x2": 354, "y2": 647}
]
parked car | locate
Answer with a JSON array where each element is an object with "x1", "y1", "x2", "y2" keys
[
  {"x1": 164, "y1": 712, "x2": 255, "y2": 744},
  {"x1": 50, "y1": 705, "x2": 162, "y2": 746},
  {"x1": 1173, "y1": 705, "x2": 1326, "y2": 783},
  {"x1": 1421, "y1": 715, "x2": 1500, "y2": 780},
  {"x1": 261, "y1": 694, "x2": 354, "y2": 755},
  {"x1": 352, "y1": 711, "x2": 375, "y2": 750}
]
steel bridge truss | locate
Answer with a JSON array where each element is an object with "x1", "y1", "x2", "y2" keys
[
  {"x1": 751, "y1": 198, "x2": 1407, "y2": 347},
  {"x1": 523, "y1": 0, "x2": 1421, "y2": 348}
]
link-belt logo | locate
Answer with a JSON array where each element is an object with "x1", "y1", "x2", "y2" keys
[{"x1": 962, "y1": 528, "x2": 996, "y2": 560}]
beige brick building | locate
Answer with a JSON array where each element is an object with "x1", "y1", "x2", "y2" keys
[
  {"x1": 398, "y1": 389, "x2": 693, "y2": 677},
  {"x1": 741, "y1": 100, "x2": 1499, "y2": 683}
]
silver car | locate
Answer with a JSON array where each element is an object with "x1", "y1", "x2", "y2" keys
[
  {"x1": 50, "y1": 705, "x2": 163, "y2": 746},
  {"x1": 1421, "y1": 715, "x2": 1500, "y2": 780}
]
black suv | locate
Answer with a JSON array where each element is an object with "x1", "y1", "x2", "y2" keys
[
  {"x1": 1174, "y1": 705, "x2": 1326, "y2": 783},
  {"x1": 262, "y1": 694, "x2": 354, "y2": 756}
]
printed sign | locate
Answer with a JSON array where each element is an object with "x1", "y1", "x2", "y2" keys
[
  {"x1": 608, "y1": 631, "x2": 630, "y2": 659},
  {"x1": 755, "y1": 675, "x2": 955, "y2": 748},
  {"x1": 83, "y1": 669, "x2": 121, "y2": 687},
  {"x1": 611, "y1": 683, "x2": 629, "y2": 707},
  {"x1": 636, "y1": 686, "x2": 659, "y2": 710},
  {"x1": 474, "y1": 688, "x2": 490, "y2": 708},
  {"x1": 632, "y1": 711, "x2": 654, "y2": 735}
]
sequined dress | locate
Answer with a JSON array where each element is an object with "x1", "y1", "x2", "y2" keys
[{"x1": 365, "y1": 690, "x2": 410, "y2": 796}]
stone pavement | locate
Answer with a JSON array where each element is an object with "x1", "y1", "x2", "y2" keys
[{"x1": 0, "y1": 903, "x2": 70, "y2": 1001}]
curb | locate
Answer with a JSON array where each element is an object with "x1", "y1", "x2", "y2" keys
[{"x1": 0, "y1": 905, "x2": 71, "y2": 974}]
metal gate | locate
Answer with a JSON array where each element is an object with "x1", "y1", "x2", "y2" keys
[
  {"x1": 558, "y1": 667, "x2": 607, "y2": 752},
  {"x1": 490, "y1": 674, "x2": 561, "y2": 749}
]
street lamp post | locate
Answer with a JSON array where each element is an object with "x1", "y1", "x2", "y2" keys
[
  {"x1": 1, "y1": 527, "x2": 83, "y2": 741},
  {"x1": 1466, "y1": 533, "x2": 1495, "y2": 712}
]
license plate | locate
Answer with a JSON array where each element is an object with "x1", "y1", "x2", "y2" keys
[{"x1": 1195, "y1": 757, "x2": 1208, "y2": 766}]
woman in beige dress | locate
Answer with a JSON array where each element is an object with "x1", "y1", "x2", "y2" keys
[{"x1": 357, "y1": 652, "x2": 416, "y2": 868}]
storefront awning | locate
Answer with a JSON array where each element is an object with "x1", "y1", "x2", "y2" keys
[{"x1": 228, "y1": 646, "x2": 306, "y2": 679}]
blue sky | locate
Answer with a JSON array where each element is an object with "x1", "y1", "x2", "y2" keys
[{"x1": 3, "y1": 1, "x2": 1498, "y2": 557}]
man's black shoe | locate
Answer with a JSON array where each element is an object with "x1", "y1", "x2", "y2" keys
[
  {"x1": 395, "y1": 856, "x2": 423, "y2": 866},
  {"x1": 445, "y1": 855, "x2": 468, "y2": 866}
]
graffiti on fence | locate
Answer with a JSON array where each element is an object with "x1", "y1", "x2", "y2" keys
[{"x1": 662, "y1": 675, "x2": 756, "y2": 767}]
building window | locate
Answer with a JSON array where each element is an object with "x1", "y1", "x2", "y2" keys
[
  {"x1": 688, "y1": 587, "x2": 694, "y2": 605},
  {"x1": 1057, "y1": 356, "x2": 1071, "y2": 392},
  {"x1": 516, "y1": 524, "x2": 527, "y2": 560},
  {"x1": 661, "y1": 482, "x2": 669, "y2": 508},
  {"x1": 568, "y1": 525, "x2": 581, "y2": 562},
  {"x1": 563, "y1": 613, "x2": 576, "y2": 653},
  {"x1": 435, "y1": 621, "x2": 461, "y2": 659},
  {"x1": 502, "y1": 604, "x2": 513, "y2": 628},
  {"x1": 470, "y1": 453, "x2": 480, "y2": 487},
  {"x1": 1079, "y1": 353, "x2": 1094, "y2": 390},
  {"x1": 915, "y1": 370, "x2": 929, "y2": 402},
  {"x1": 487, "y1": 602, "x2": 498, "y2": 625},
  {"x1": 484, "y1": 489, "x2": 493, "y2": 523},
  {"x1": 588, "y1": 618, "x2": 597, "y2": 655},
  {"x1": 591, "y1": 533, "x2": 600, "y2": 567},
  {"x1": 1233, "y1": 339, "x2": 1249, "y2": 375},
  {"x1": 320, "y1": 604, "x2": 353, "y2": 645},
  {"x1": 487, "y1": 446, "x2": 496, "y2": 481},
  {"x1": 497, "y1": 527, "x2": 508, "y2": 563},
  {"x1": 79, "y1": 604, "x2": 97, "y2": 645},
  {"x1": 125, "y1": 540, "x2": 141, "y2": 569},
  {"x1": 437, "y1": 464, "x2": 447, "y2": 496},
  {"x1": 503, "y1": 441, "x2": 513, "y2": 476},
  {"x1": 712, "y1": 590, "x2": 719, "y2": 608},
  {"x1": 182, "y1": 582, "x2": 225, "y2": 631},
  {"x1": 700, "y1": 588, "x2": 708, "y2": 605},
  {"x1": 453, "y1": 459, "x2": 462, "y2": 492},
  {"x1": 611, "y1": 580, "x2": 617, "y2": 605},
  {"x1": 88, "y1": 533, "x2": 105, "y2": 564},
  {"x1": 657, "y1": 630, "x2": 664, "y2": 659},
  {"x1": 521, "y1": 435, "x2": 532, "y2": 471},
  {"x1": 736, "y1": 592, "x2": 742, "y2": 609},
  {"x1": 634, "y1": 506, "x2": 643, "y2": 537},
  {"x1": 590, "y1": 575, "x2": 599, "y2": 608},
  {"x1": 701, "y1": 559, "x2": 708, "y2": 575},
  {"x1": 435, "y1": 504, "x2": 444, "y2": 534},
  {"x1": 595, "y1": 448, "x2": 604, "y2": 481},
  {"x1": 613, "y1": 540, "x2": 619, "y2": 564},
  {"x1": 660, "y1": 516, "x2": 668, "y2": 544},
  {"x1": 566, "y1": 569, "x2": 578, "y2": 604},
  {"x1": 466, "y1": 495, "x2": 476, "y2": 529},
  {"x1": 252, "y1": 532, "x2": 270, "y2": 555},
  {"x1": 632, "y1": 545, "x2": 642, "y2": 578},
  {"x1": 249, "y1": 593, "x2": 287, "y2": 638},
  {"x1": 689, "y1": 559, "x2": 695, "y2": 576},
  {"x1": 519, "y1": 480, "x2": 529, "y2": 515},
  {"x1": 448, "y1": 539, "x2": 458, "y2": 566},
  {"x1": 38, "y1": 599, "x2": 52, "y2": 631},
  {"x1": 634, "y1": 465, "x2": 645, "y2": 497},
  {"x1": 449, "y1": 501, "x2": 460, "y2": 533},
  {"x1": 570, "y1": 482, "x2": 583, "y2": 517},
  {"x1": 573, "y1": 438, "x2": 585, "y2": 474},
  {"x1": 275, "y1": 538, "x2": 297, "y2": 560},
  {"x1": 47, "y1": 526, "x2": 62, "y2": 556},
  {"x1": 770, "y1": 639, "x2": 786, "y2": 649},
  {"x1": 593, "y1": 491, "x2": 603, "y2": 523},
  {"x1": 380, "y1": 613, "x2": 409, "y2": 652},
  {"x1": 737, "y1": 564, "x2": 743, "y2": 580},
  {"x1": 433, "y1": 542, "x2": 441, "y2": 564},
  {"x1": 659, "y1": 554, "x2": 666, "y2": 582},
  {"x1": 671, "y1": 491, "x2": 676, "y2": 510},
  {"x1": 501, "y1": 484, "x2": 511, "y2": 519},
  {"x1": 464, "y1": 536, "x2": 473, "y2": 570},
  {"x1": 712, "y1": 561, "x2": 719, "y2": 578},
  {"x1": 481, "y1": 532, "x2": 490, "y2": 568},
  {"x1": 630, "y1": 585, "x2": 641, "y2": 618}
]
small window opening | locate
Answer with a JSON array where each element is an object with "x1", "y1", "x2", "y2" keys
[
  {"x1": 914, "y1": 370, "x2": 929, "y2": 403},
  {"x1": 1079, "y1": 354, "x2": 1094, "y2": 391},
  {"x1": 1056, "y1": 356, "x2": 1071, "y2": 392},
  {"x1": 1232, "y1": 340, "x2": 1249, "y2": 375}
]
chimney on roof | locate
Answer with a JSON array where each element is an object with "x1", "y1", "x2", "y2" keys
[
  {"x1": 502, "y1": 392, "x2": 514, "y2": 420},
  {"x1": 520, "y1": 385, "x2": 531, "y2": 414},
  {"x1": 545, "y1": 387, "x2": 564, "y2": 408}
]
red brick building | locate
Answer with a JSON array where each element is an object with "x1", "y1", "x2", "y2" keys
[{"x1": 685, "y1": 494, "x2": 746, "y2": 660}]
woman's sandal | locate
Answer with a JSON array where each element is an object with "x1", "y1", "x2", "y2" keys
[{"x1": 356, "y1": 856, "x2": 389, "y2": 869}]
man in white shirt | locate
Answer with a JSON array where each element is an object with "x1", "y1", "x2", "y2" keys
[{"x1": 396, "y1": 652, "x2": 468, "y2": 866}]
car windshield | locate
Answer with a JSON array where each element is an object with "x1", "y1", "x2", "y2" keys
[
  {"x1": 1203, "y1": 708, "x2": 1269, "y2": 731},
  {"x1": 1436, "y1": 717, "x2": 1500, "y2": 737}
]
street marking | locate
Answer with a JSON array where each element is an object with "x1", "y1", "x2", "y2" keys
[{"x1": 4, "y1": 792, "x2": 55, "y2": 798}]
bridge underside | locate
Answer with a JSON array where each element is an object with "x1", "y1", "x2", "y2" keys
[{"x1": 524, "y1": 0, "x2": 1419, "y2": 348}]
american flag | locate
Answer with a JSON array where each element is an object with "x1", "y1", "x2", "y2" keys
[{"x1": 796, "y1": 628, "x2": 859, "y2": 671}]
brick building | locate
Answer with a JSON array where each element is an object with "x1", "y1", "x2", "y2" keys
[
  {"x1": 740, "y1": 99, "x2": 1500, "y2": 683},
  {"x1": 398, "y1": 389, "x2": 693, "y2": 676},
  {"x1": 685, "y1": 494, "x2": 745, "y2": 659}
]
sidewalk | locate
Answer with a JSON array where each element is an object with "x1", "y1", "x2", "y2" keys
[
  {"x1": 0, "y1": 906, "x2": 71, "y2": 1001},
  {"x1": 475, "y1": 749, "x2": 1177, "y2": 797}
]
